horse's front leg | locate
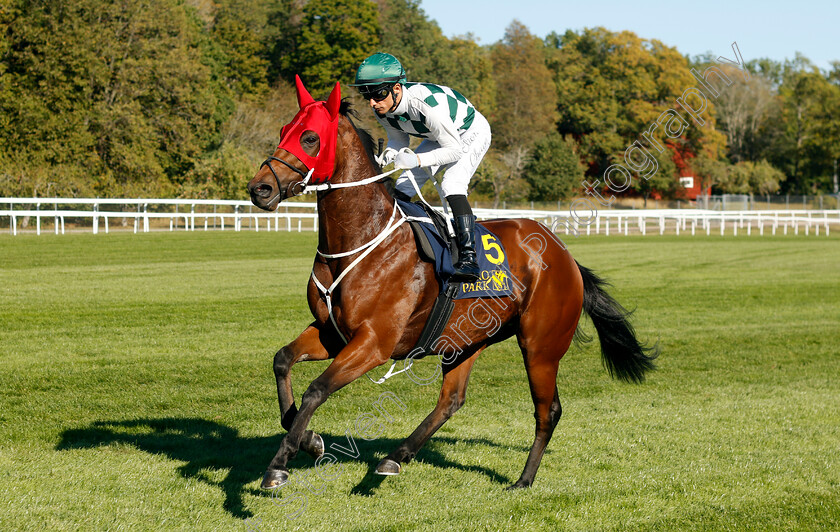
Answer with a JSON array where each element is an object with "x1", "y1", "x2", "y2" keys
[
  {"x1": 376, "y1": 347, "x2": 483, "y2": 476},
  {"x1": 274, "y1": 323, "x2": 341, "y2": 459},
  {"x1": 262, "y1": 326, "x2": 394, "y2": 489}
]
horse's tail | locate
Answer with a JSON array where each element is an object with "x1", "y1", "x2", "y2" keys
[{"x1": 576, "y1": 261, "x2": 659, "y2": 383}]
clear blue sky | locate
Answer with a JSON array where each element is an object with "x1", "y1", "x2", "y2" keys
[{"x1": 418, "y1": 0, "x2": 839, "y2": 72}]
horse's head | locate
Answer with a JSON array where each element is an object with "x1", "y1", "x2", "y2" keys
[{"x1": 248, "y1": 75, "x2": 342, "y2": 211}]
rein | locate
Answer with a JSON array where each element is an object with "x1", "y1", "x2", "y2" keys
[{"x1": 260, "y1": 154, "x2": 401, "y2": 202}]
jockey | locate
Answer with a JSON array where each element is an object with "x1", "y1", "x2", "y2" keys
[{"x1": 350, "y1": 52, "x2": 491, "y2": 282}]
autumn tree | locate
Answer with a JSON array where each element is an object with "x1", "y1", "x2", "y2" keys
[
  {"x1": 0, "y1": 0, "x2": 228, "y2": 197},
  {"x1": 712, "y1": 66, "x2": 779, "y2": 163},
  {"x1": 546, "y1": 28, "x2": 726, "y2": 200}
]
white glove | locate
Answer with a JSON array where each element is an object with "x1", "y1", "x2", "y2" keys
[
  {"x1": 394, "y1": 149, "x2": 421, "y2": 170},
  {"x1": 376, "y1": 147, "x2": 398, "y2": 167}
]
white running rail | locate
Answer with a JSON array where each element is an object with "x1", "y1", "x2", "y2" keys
[{"x1": 1, "y1": 198, "x2": 838, "y2": 237}]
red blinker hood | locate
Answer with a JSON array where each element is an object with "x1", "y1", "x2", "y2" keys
[{"x1": 276, "y1": 75, "x2": 341, "y2": 184}]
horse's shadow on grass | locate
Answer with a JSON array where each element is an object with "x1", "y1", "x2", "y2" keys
[{"x1": 57, "y1": 418, "x2": 519, "y2": 520}]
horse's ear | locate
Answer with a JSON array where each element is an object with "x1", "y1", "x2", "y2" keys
[
  {"x1": 325, "y1": 82, "x2": 341, "y2": 119},
  {"x1": 295, "y1": 74, "x2": 315, "y2": 108}
]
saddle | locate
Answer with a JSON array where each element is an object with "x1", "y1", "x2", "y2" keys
[
  {"x1": 399, "y1": 200, "x2": 456, "y2": 270},
  {"x1": 396, "y1": 199, "x2": 513, "y2": 358}
]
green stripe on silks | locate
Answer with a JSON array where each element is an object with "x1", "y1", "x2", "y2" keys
[
  {"x1": 386, "y1": 117, "x2": 403, "y2": 130},
  {"x1": 460, "y1": 107, "x2": 475, "y2": 131},
  {"x1": 424, "y1": 95, "x2": 439, "y2": 107},
  {"x1": 423, "y1": 83, "x2": 444, "y2": 94},
  {"x1": 452, "y1": 89, "x2": 467, "y2": 103},
  {"x1": 412, "y1": 117, "x2": 430, "y2": 134},
  {"x1": 447, "y1": 95, "x2": 459, "y2": 123}
]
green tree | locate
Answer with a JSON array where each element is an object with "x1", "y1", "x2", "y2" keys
[
  {"x1": 690, "y1": 148, "x2": 730, "y2": 192},
  {"x1": 277, "y1": 0, "x2": 379, "y2": 93},
  {"x1": 377, "y1": 0, "x2": 494, "y2": 112},
  {"x1": 482, "y1": 20, "x2": 557, "y2": 208},
  {"x1": 772, "y1": 58, "x2": 840, "y2": 193},
  {"x1": 748, "y1": 160, "x2": 785, "y2": 194},
  {"x1": 631, "y1": 145, "x2": 678, "y2": 206},
  {"x1": 712, "y1": 160, "x2": 785, "y2": 195},
  {"x1": 524, "y1": 133, "x2": 584, "y2": 201},
  {"x1": 179, "y1": 141, "x2": 254, "y2": 200},
  {"x1": 0, "y1": 0, "x2": 229, "y2": 197},
  {"x1": 210, "y1": 0, "x2": 274, "y2": 96}
]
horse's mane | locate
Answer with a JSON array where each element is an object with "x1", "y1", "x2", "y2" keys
[{"x1": 339, "y1": 100, "x2": 383, "y2": 175}]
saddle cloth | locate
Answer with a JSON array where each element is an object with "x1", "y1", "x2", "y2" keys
[{"x1": 396, "y1": 199, "x2": 513, "y2": 299}]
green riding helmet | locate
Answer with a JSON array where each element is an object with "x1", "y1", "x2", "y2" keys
[
  {"x1": 351, "y1": 53, "x2": 407, "y2": 109},
  {"x1": 350, "y1": 53, "x2": 407, "y2": 87}
]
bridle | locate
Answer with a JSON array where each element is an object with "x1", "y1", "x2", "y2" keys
[
  {"x1": 259, "y1": 151, "x2": 400, "y2": 202},
  {"x1": 259, "y1": 154, "x2": 315, "y2": 204}
]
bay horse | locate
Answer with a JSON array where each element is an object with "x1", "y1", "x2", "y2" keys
[{"x1": 247, "y1": 77, "x2": 658, "y2": 490}]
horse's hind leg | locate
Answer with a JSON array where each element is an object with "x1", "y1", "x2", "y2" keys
[
  {"x1": 509, "y1": 317, "x2": 577, "y2": 489},
  {"x1": 274, "y1": 324, "x2": 340, "y2": 459},
  {"x1": 376, "y1": 348, "x2": 483, "y2": 476}
]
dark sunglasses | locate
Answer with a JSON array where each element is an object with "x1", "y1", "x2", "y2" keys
[{"x1": 359, "y1": 85, "x2": 392, "y2": 102}]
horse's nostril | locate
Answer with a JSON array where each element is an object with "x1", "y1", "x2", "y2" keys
[{"x1": 253, "y1": 184, "x2": 273, "y2": 198}]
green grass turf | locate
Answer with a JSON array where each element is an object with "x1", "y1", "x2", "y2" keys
[{"x1": 0, "y1": 230, "x2": 838, "y2": 531}]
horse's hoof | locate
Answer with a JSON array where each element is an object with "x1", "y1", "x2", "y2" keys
[
  {"x1": 261, "y1": 468, "x2": 290, "y2": 489},
  {"x1": 505, "y1": 480, "x2": 531, "y2": 490},
  {"x1": 374, "y1": 458, "x2": 401, "y2": 476},
  {"x1": 301, "y1": 432, "x2": 325, "y2": 459}
]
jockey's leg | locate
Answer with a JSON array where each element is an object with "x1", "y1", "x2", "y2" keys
[
  {"x1": 445, "y1": 194, "x2": 480, "y2": 281},
  {"x1": 441, "y1": 113, "x2": 491, "y2": 282}
]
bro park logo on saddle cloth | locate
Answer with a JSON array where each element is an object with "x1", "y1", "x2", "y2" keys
[{"x1": 454, "y1": 227, "x2": 513, "y2": 300}]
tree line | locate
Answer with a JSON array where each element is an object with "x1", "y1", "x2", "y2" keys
[{"x1": 1, "y1": 0, "x2": 838, "y2": 204}]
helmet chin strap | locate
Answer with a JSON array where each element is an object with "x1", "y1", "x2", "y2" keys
[{"x1": 388, "y1": 84, "x2": 401, "y2": 113}]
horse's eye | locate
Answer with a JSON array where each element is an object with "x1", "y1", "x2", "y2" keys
[
  {"x1": 299, "y1": 130, "x2": 320, "y2": 157},
  {"x1": 301, "y1": 130, "x2": 319, "y2": 145}
]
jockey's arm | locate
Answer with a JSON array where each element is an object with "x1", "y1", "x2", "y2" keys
[
  {"x1": 382, "y1": 122, "x2": 410, "y2": 152},
  {"x1": 416, "y1": 102, "x2": 464, "y2": 168}
]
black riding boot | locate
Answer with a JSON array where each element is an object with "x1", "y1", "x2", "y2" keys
[{"x1": 452, "y1": 214, "x2": 480, "y2": 282}]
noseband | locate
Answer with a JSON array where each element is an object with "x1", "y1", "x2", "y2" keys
[{"x1": 260, "y1": 155, "x2": 314, "y2": 201}]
